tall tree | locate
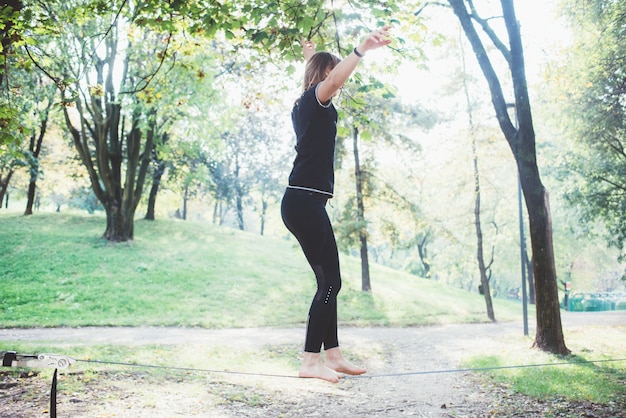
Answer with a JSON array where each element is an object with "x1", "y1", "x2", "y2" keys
[
  {"x1": 141, "y1": 37, "x2": 221, "y2": 221},
  {"x1": 458, "y1": 25, "x2": 496, "y2": 321},
  {"x1": 24, "y1": 76, "x2": 56, "y2": 215},
  {"x1": 352, "y1": 126, "x2": 372, "y2": 291},
  {"x1": 60, "y1": 15, "x2": 152, "y2": 240},
  {"x1": 472, "y1": 128, "x2": 496, "y2": 321},
  {"x1": 0, "y1": 41, "x2": 49, "y2": 210},
  {"x1": 24, "y1": 1, "x2": 197, "y2": 240},
  {"x1": 445, "y1": 0, "x2": 568, "y2": 354},
  {"x1": 336, "y1": 90, "x2": 437, "y2": 288}
]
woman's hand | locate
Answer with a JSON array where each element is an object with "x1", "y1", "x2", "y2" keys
[
  {"x1": 302, "y1": 39, "x2": 316, "y2": 62},
  {"x1": 357, "y1": 26, "x2": 392, "y2": 56},
  {"x1": 316, "y1": 24, "x2": 392, "y2": 103}
]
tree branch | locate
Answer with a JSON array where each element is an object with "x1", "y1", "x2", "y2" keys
[
  {"x1": 414, "y1": 1, "x2": 449, "y2": 16},
  {"x1": 466, "y1": 0, "x2": 511, "y2": 64},
  {"x1": 447, "y1": 0, "x2": 516, "y2": 146},
  {"x1": 121, "y1": 31, "x2": 173, "y2": 95}
]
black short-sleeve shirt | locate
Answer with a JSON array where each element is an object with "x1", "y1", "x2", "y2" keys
[{"x1": 288, "y1": 84, "x2": 338, "y2": 197}]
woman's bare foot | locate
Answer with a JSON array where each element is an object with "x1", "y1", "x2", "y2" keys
[
  {"x1": 324, "y1": 347, "x2": 367, "y2": 375},
  {"x1": 299, "y1": 352, "x2": 344, "y2": 383}
]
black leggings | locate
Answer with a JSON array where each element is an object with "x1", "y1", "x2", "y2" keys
[{"x1": 281, "y1": 188, "x2": 341, "y2": 353}]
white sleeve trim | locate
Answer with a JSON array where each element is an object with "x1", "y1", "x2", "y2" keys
[{"x1": 315, "y1": 84, "x2": 332, "y2": 108}]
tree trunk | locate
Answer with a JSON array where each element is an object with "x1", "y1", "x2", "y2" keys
[
  {"x1": 417, "y1": 234, "x2": 431, "y2": 278},
  {"x1": 182, "y1": 184, "x2": 188, "y2": 220},
  {"x1": 528, "y1": 190, "x2": 568, "y2": 353},
  {"x1": 144, "y1": 159, "x2": 165, "y2": 221},
  {"x1": 104, "y1": 199, "x2": 128, "y2": 241},
  {"x1": 25, "y1": 181, "x2": 37, "y2": 215},
  {"x1": 144, "y1": 128, "x2": 167, "y2": 221},
  {"x1": 353, "y1": 127, "x2": 371, "y2": 292},
  {"x1": 0, "y1": 171, "x2": 14, "y2": 207},
  {"x1": 219, "y1": 201, "x2": 226, "y2": 225},
  {"x1": 473, "y1": 145, "x2": 495, "y2": 322},
  {"x1": 64, "y1": 100, "x2": 132, "y2": 241},
  {"x1": 25, "y1": 94, "x2": 52, "y2": 216},
  {"x1": 462, "y1": 34, "x2": 496, "y2": 322},
  {"x1": 234, "y1": 153, "x2": 244, "y2": 230},
  {"x1": 448, "y1": 0, "x2": 569, "y2": 354},
  {"x1": 260, "y1": 195, "x2": 267, "y2": 236},
  {"x1": 236, "y1": 190, "x2": 244, "y2": 230},
  {"x1": 526, "y1": 252, "x2": 535, "y2": 304},
  {"x1": 145, "y1": 157, "x2": 166, "y2": 220}
]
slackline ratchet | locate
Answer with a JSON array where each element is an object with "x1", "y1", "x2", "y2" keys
[
  {"x1": 2, "y1": 352, "x2": 76, "y2": 369},
  {"x1": 1, "y1": 352, "x2": 76, "y2": 418}
]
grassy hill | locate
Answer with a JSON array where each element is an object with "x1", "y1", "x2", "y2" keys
[{"x1": 0, "y1": 212, "x2": 526, "y2": 328}]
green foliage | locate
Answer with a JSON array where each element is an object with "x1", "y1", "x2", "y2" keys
[
  {"x1": 0, "y1": 105, "x2": 22, "y2": 147},
  {"x1": 0, "y1": 2, "x2": 27, "y2": 55},
  {"x1": 0, "y1": 212, "x2": 524, "y2": 328},
  {"x1": 0, "y1": 1, "x2": 37, "y2": 147},
  {"x1": 552, "y1": 0, "x2": 626, "y2": 260},
  {"x1": 132, "y1": 0, "x2": 333, "y2": 59},
  {"x1": 0, "y1": 142, "x2": 28, "y2": 173},
  {"x1": 335, "y1": 195, "x2": 369, "y2": 251}
]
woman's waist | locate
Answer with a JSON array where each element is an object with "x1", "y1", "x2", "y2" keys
[{"x1": 285, "y1": 185, "x2": 333, "y2": 199}]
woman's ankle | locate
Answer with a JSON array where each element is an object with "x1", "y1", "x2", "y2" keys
[
  {"x1": 301, "y1": 351, "x2": 322, "y2": 365},
  {"x1": 324, "y1": 346, "x2": 343, "y2": 361}
]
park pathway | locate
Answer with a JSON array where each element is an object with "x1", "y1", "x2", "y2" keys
[{"x1": 1, "y1": 311, "x2": 624, "y2": 417}]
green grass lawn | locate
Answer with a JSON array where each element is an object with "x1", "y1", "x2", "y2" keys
[{"x1": 0, "y1": 211, "x2": 524, "y2": 328}]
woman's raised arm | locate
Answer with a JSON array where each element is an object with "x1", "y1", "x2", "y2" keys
[{"x1": 316, "y1": 25, "x2": 392, "y2": 103}]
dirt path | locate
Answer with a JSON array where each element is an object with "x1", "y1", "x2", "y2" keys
[{"x1": 1, "y1": 311, "x2": 624, "y2": 417}]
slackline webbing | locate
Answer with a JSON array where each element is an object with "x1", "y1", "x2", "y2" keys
[{"x1": 74, "y1": 357, "x2": 626, "y2": 380}]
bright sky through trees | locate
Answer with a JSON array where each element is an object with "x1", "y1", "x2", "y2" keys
[{"x1": 395, "y1": 0, "x2": 569, "y2": 106}]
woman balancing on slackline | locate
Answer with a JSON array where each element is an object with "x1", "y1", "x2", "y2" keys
[{"x1": 281, "y1": 26, "x2": 392, "y2": 383}]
